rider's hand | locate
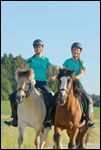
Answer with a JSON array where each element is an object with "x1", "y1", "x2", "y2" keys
[{"x1": 72, "y1": 76, "x2": 77, "y2": 81}]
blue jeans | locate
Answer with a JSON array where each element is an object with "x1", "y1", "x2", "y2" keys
[
  {"x1": 81, "y1": 88, "x2": 90, "y2": 121},
  {"x1": 35, "y1": 81, "x2": 54, "y2": 106}
]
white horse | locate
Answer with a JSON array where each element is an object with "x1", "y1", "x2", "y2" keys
[{"x1": 15, "y1": 68, "x2": 51, "y2": 149}]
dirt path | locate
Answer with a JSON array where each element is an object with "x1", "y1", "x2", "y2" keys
[
  {"x1": 45, "y1": 143, "x2": 100, "y2": 149},
  {"x1": 63, "y1": 143, "x2": 100, "y2": 149},
  {"x1": 86, "y1": 143, "x2": 100, "y2": 149}
]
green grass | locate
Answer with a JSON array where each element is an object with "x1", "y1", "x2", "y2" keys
[
  {"x1": 1, "y1": 126, "x2": 36, "y2": 149},
  {"x1": 1, "y1": 100, "x2": 100, "y2": 148},
  {"x1": 94, "y1": 107, "x2": 100, "y2": 120},
  {"x1": 1, "y1": 100, "x2": 100, "y2": 119},
  {"x1": 1, "y1": 100, "x2": 11, "y2": 115}
]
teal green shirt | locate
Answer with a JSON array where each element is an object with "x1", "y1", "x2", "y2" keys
[
  {"x1": 63, "y1": 58, "x2": 86, "y2": 83},
  {"x1": 26, "y1": 56, "x2": 52, "y2": 81}
]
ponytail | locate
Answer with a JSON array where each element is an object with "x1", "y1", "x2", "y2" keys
[{"x1": 78, "y1": 57, "x2": 86, "y2": 71}]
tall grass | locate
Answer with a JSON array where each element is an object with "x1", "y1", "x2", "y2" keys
[
  {"x1": 1, "y1": 101, "x2": 100, "y2": 149},
  {"x1": 1, "y1": 100, "x2": 11, "y2": 115}
]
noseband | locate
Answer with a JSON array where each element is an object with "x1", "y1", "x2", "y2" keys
[
  {"x1": 17, "y1": 82, "x2": 33, "y2": 97},
  {"x1": 59, "y1": 88, "x2": 70, "y2": 95}
]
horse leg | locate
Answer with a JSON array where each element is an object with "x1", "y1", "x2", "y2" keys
[
  {"x1": 66, "y1": 129, "x2": 72, "y2": 148},
  {"x1": 53, "y1": 127, "x2": 63, "y2": 149},
  {"x1": 18, "y1": 124, "x2": 26, "y2": 149},
  {"x1": 34, "y1": 130, "x2": 41, "y2": 149},
  {"x1": 68, "y1": 127, "x2": 79, "y2": 149},
  {"x1": 77, "y1": 127, "x2": 89, "y2": 149},
  {"x1": 40, "y1": 127, "x2": 50, "y2": 149}
]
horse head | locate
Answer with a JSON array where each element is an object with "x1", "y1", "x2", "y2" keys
[
  {"x1": 57, "y1": 68, "x2": 75, "y2": 105},
  {"x1": 15, "y1": 68, "x2": 35, "y2": 104}
]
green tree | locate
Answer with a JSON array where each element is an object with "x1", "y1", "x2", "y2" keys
[
  {"x1": 1, "y1": 54, "x2": 26, "y2": 100},
  {"x1": 1, "y1": 65, "x2": 12, "y2": 100}
]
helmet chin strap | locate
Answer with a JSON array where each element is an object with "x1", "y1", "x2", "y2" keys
[
  {"x1": 34, "y1": 50, "x2": 42, "y2": 55},
  {"x1": 36, "y1": 53, "x2": 40, "y2": 55},
  {"x1": 36, "y1": 52, "x2": 43, "y2": 57},
  {"x1": 73, "y1": 55, "x2": 80, "y2": 60}
]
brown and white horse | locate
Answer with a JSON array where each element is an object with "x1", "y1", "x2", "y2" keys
[{"x1": 53, "y1": 68, "x2": 89, "y2": 149}]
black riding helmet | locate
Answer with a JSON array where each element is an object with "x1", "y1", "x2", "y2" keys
[
  {"x1": 71, "y1": 42, "x2": 83, "y2": 51},
  {"x1": 33, "y1": 39, "x2": 44, "y2": 48}
]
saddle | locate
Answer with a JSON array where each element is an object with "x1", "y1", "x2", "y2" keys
[
  {"x1": 79, "y1": 97, "x2": 89, "y2": 125},
  {"x1": 37, "y1": 88, "x2": 56, "y2": 125}
]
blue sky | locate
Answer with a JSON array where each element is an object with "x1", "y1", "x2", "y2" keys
[{"x1": 1, "y1": 1, "x2": 100, "y2": 94}]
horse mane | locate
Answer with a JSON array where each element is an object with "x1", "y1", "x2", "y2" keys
[
  {"x1": 73, "y1": 79, "x2": 83, "y2": 99},
  {"x1": 15, "y1": 68, "x2": 34, "y2": 81},
  {"x1": 57, "y1": 68, "x2": 75, "y2": 79}
]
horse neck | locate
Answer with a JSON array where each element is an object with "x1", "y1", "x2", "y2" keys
[
  {"x1": 32, "y1": 86, "x2": 41, "y2": 96},
  {"x1": 23, "y1": 86, "x2": 41, "y2": 104},
  {"x1": 65, "y1": 89, "x2": 76, "y2": 110}
]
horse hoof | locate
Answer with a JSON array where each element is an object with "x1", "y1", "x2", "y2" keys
[
  {"x1": 77, "y1": 146, "x2": 86, "y2": 149},
  {"x1": 53, "y1": 145, "x2": 56, "y2": 149},
  {"x1": 68, "y1": 143, "x2": 76, "y2": 149},
  {"x1": 57, "y1": 145, "x2": 63, "y2": 149},
  {"x1": 53, "y1": 145, "x2": 63, "y2": 149}
]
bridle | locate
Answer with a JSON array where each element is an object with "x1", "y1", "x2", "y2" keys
[
  {"x1": 58, "y1": 77, "x2": 73, "y2": 98},
  {"x1": 59, "y1": 88, "x2": 70, "y2": 95},
  {"x1": 16, "y1": 81, "x2": 33, "y2": 98}
]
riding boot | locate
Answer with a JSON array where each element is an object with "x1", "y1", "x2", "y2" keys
[
  {"x1": 44, "y1": 96, "x2": 54, "y2": 129},
  {"x1": 45, "y1": 92, "x2": 57, "y2": 127},
  {"x1": 82, "y1": 94, "x2": 95, "y2": 129},
  {"x1": 44, "y1": 104, "x2": 53, "y2": 129},
  {"x1": 4, "y1": 91, "x2": 18, "y2": 127},
  {"x1": 86, "y1": 106, "x2": 95, "y2": 129}
]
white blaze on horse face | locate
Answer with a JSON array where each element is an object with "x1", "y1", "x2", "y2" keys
[{"x1": 60, "y1": 76, "x2": 67, "y2": 95}]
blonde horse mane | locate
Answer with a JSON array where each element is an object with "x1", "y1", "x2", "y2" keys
[{"x1": 15, "y1": 67, "x2": 35, "y2": 82}]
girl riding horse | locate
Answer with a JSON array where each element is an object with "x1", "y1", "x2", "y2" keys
[
  {"x1": 4, "y1": 39, "x2": 55, "y2": 128},
  {"x1": 62, "y1": 42, "x2": 95, "y2": 129},
  {"x1": 54, "y1": 68, "x2": 90, "y2": 149}
]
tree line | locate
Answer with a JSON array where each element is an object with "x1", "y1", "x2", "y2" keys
[{"x1": 1, "y1": 53, "x2": 100, "y2": 106}]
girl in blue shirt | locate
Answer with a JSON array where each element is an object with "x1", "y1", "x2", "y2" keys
[
  {"x1": 63, "y1": 42, "x2": 95, "y2": 129},
  {"x1": 5, "y1": 39, "x2": 55, "y2": 127}
]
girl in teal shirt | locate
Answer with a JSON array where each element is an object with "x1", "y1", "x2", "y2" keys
[
  {"x1": 63, "y1": 42, "x2": 95, "y2": 129},
  {"x1": 5, "y1": 39, "x2": 54, "y2": 128}
]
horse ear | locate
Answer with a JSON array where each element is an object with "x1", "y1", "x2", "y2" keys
[
  {"x1": 28, "y1": 68, "x2": 35, "y2": 80},
  {"x1": 15, "y1": 68, "x2": 21, "y2": 81},
  {"x1": 59, "y1": 67, "x2": 66, "y2": 71},
  {"x1": 59, "y1": 67, "x2": 62, "y2": 71}
]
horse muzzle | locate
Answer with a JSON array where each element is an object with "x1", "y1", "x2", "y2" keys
[
  {"x1": 57, "y1": 96, "x2": 66, "y2": 105},
  {"x1": 15, "y1": 94, "x2": 25, "y2": 104}
]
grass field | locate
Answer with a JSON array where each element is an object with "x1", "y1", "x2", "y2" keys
[{"x1": 1, "y1": 101, "x2": 100, "y2": 149}]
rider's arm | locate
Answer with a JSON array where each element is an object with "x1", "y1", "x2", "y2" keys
[
  {"x1": 75, "y1": 60, "x2": 86, "y2": 80},
  {"x1": 47, "y1": 66, "x2": 56, "y2": 82},
  {"x1": 75, "y1": 68, "x2": 86, "y2": 80}
]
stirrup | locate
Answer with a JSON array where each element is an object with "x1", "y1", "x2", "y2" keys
[
  {"x1": 4, "y1": 119, "x2": 18, "y2": 127},
  {"x1": 87, "y1": 121, "x2": 96, "y2": 129},
  {"x1": 4, "y1": 121, "x2": 11, "y2": 126},
  {"x1": 44, "y1": 120, "x2": 52, "y2": 129},
  {"x1": 10, "y1": 118, "x2": 18, "y2": 127}
]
